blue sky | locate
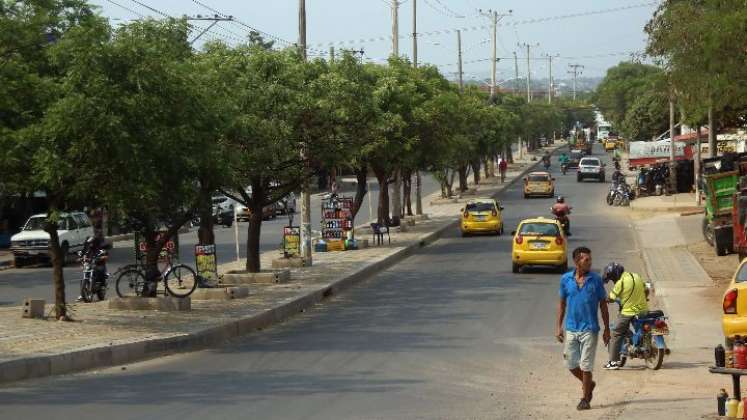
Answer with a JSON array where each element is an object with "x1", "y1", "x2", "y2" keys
[{"x1": 90, "y1": 0, "x2": 659, "y2": 80}]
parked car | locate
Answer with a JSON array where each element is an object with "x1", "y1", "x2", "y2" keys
[
  {"x1": 460, "y1": 198, "x2": 504, "y2": 237},
  {"x1": 10, "y1": 212, "x2": 94, "y2": 267},
  {"x1": 511, "y1": 217, "x2": 568, "y2": 274},
  {"x1": 577, "y1": 157, "x2": 606, "y2": 183},
  {"x1": 722, "y1": 258, "x2": 747, "y2": 345},
  {"x1": 235, "y1": 204, "x2": 277, "y2": 222},
  {"x1": 211, "y1": 194, "x2": 237, "y2": 213}
]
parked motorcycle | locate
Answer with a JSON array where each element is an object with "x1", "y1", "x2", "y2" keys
[
  {"x1": 78, "y1": 249, "x2": 109, "y2": 303},
  {"x1": 616, "y1": 308, "x2": 670, "y2": 370},
  {"x1": 652, "y1": 165, "x2": 669, "y2": 196},
  {"x1": 636, "y1": 167, "x2": 653, "y2": 197}
]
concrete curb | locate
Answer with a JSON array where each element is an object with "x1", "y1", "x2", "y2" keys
[
  {"x1": 629, "y1": 204, "x2": 703, "y2": 214},
  {"x1": 0, "y1": 149, "x2": 557, "y2": 385}
]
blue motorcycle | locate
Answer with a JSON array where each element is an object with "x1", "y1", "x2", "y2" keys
[{"x1": 617, "y1": 309, "x2": 670, "y2": 370}]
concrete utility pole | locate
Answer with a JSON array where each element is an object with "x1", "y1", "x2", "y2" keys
[
  {"x1": 519, "y1": 43, "x2": 538, "y2": 102},
  {"x1": 298, "y1": 0, "x2": 312, "y2": 265},
  {"x1": 392, "y1": 0, "x2": 399, "y2": 56},
  {"x1": 413, "y1": 0, "x2": 423, "y2": 216},
  {"x1": 696, "y1": 126, "x2": 702, "y2": 206},
  {"x1": 545, "y1": 54, "x2": 558, "y2": 104},
  {"x1": 412, "y1": 0, "x2": 417, "y2": 67},
  {"x1": 668, "y1": 96, "x2": 677, "y2": 195},
  {"x1": 513, "y1": 51, "x2": 519, "y2": 94},
  {"x1": 568, "y1": 64, "x2": 584, "y2": 101},
  {"x1": 480, "y1": 9, "x2": 511, "y2": 100},
  {"x1": 390, "y1": 0, "x2": 402, "y2": 224},
  {"x1": 457, "y1": 30, "x2": 464, "y2": 92}
]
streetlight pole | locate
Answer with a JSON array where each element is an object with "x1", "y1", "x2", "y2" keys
[
  {"x1": 568, "y1": 64, "x2": 584, "y2": 101},
  {"x1": 518, "y1": 42, "x2": 538, "y2": 102},
  {"x1": 457, "y1": 30, "x2": 464, "y2": 92},
  {"x1": 299, "y1": 0, "x2": 312, "y2": 265}
]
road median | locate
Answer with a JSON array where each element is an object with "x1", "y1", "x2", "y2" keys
[{"x1": 0, "y1": 144, "x2": 563, "y2": 385}]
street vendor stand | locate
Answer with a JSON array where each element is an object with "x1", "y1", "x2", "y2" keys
[
  {"x1": 321, "y1": 194, "x2": 354, "y2": 251},
  {"x1": 709, "y1": 367, "x2": 747, "y2": 400}
]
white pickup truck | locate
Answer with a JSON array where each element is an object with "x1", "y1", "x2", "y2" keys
[{"x1": 10, "y1": 212, "x2": 94, "y2": 266}]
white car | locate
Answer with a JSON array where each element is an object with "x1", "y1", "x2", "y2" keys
[
  {"x1": 10, "y1": 212, "x2": 94, "y2": 266},
  {"x1": 577, "y1": 157, "x2": 606, "y2": 183}
]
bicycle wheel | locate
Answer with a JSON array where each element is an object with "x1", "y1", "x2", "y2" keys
[
  {"x1": 164, "y1": 264, "x2": 198, "y2": 298},
  {"x1": 116, "y1": 269, "x2": 146, "y2": 298}
]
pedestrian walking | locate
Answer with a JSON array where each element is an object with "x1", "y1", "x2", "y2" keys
[
  {"x1": 498, "y1": 156, "x2": 508, "y2": 183},
  {"x1": 556, "y1": 246, "x2": 611, "y2": 410}
]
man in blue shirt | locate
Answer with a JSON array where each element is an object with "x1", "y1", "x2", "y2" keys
[{"x1": 556, "y1": 246, "x2": 611, "y2": 411}]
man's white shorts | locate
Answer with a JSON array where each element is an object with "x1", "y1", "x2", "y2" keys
[{"x1": 564, "y1": 331, "x2": 598, "y2": 372}]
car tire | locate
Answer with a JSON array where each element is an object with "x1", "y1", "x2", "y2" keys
[
  {"x1": 558, "y1": 261, "x2": 568, "y2": 273},
  {"x1": 512, "y1": 262, "x2": 521, "y2": 273},
  {"x1": 461, "y1": 231, "x2": 468, "y2": 238},
  {"x1": 577, "y1": 175, "x2": 582, "y2": 182},
  {"x1": 600, "y1": 175, "x2": 605, "y2": 183}
]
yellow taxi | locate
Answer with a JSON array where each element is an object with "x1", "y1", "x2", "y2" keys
[
  {"x1": 721, "y1": 259, "x2": 747, "y2": 342},
  {"x1": 460, "y1": 198, "x2": 504, "y2": 237},
  {"x1": 523, "y1": 171, "x2": 555, "y2": 198},
  {"x1": 604, "y1": 138, "x2": 617, "y2": 152},
  {"x1": 511, "y1": 217, "x2": 568, "y2": 273}
]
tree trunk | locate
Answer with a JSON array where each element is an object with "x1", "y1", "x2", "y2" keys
[
  {"x1": 373, "y1": 167, "x2": 391, "y2": 225},
  {"x1": 708, "y1": 105, "x2": 716, "y2": 158},
  {"x1": 403, "y1": 172, "x2": 413, "y2": 216},
  {"x1": 45, "y1": 223, "x2": 67, "y2": 320},
  {"x1": 245, "y1": 199, "x2": 263, "y2": 273},
  {"x1": 489, "y1": 156, "x2": 496, "y2": 177},
  {"x1": 351, "y1": 166, "x2": 368, "y2": 221},
  {"x1": 506, "y1": 143, "x2": 514, "y2": 164},
  {"x1": 391, "y1": 169, "x2": 402, "y2": 227},
  {"x1": 471, "y1": 160, "x2": 481, "y2": 185},
  {"x1": 142, "y1": 229, "x2": 161, "y2": 298},
  {"x1": 447, "y1": 170, "x2": 456, "y2": 197},
  {"x1": 197, "y1": 186, "x2": 215, "y2": 246},
  {"x1": 415, "y1": 170, "x2": 423, "y2": 215},
  {"x1": 458, "y1": 165, "x2": 468, "y2": 192}
]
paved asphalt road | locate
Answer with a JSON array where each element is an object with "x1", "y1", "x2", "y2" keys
[
  {"x1": 0, "y1": 146, "x2": 651, "y2": 418},
  {"x1": 0, "y1": 176, "x2": 440, "y2": 306}
]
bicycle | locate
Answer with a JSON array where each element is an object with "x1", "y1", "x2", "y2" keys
[{"x1": 114, "y1": 254, "x2": 200, "y2": 298}]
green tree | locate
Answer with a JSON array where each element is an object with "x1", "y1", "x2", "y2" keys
[
  {"x1": 0, "y1": 0, "x2": 106, "y2": 319},
  {"x1": 594, "y1": 62, "x2": 664, "y2": 132}
]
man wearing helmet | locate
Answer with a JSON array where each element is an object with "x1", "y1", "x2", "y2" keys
[
  {"x1": 602, "y1": 262, "x2": 649, "y2": 370},
  {"x1": 551, "y1": 196, "x2": 572, "y2": 235}
]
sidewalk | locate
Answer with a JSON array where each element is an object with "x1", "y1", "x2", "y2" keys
[
  {"x1": 630, "y1": 192, "x2": 703, "y2": 214},
  {"x1": 0, "y1": 144, "x2": 565, "y2": 385},
  {"x1": 616, "y1": 212, "x2": 724, "y2": 418}
]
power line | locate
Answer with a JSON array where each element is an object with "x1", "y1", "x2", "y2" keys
[
  {"x1": 422, "y1": 0, "x2": 464, "y2": 18},
  {"x1": 310, "y1": 2, "x2": 659, "y2": 47},
  {"x1": 105, "y1": 0, "x2": 145, "y2": 19}
]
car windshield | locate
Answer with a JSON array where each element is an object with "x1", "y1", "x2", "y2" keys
[
  {"x1": 528, "y1": 175, "x2": 549, "y2": 182},
  {"x1": 23, "y1": 217, "x2": 64, "y2": 231},
  {"x1": 581, "y1": 159, "x2": 600, "y2": 166},
  {"x1": 571, "y1": 152, "x2": 583, "y2": 159},
  {"x1": 466, "y1": 202, "x2": 495, "y2": 212},
  {"x1": 212, "y1": 197, "x2": 227, "y2": 205},
  {"x1": 519, "y1": 222, "x2": 560, "y2": 237}
]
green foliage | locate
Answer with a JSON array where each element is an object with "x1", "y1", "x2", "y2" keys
[
  {"x1": 645, "y1": 0, "x2": 747, "y2": 126},
  {"x1": 594, "y1": 62, "x2": 665, "y2": 132}
]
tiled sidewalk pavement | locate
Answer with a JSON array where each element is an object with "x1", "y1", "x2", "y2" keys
[{"x1": 0, "y1": 144, "x2": 563, "y2": 383}]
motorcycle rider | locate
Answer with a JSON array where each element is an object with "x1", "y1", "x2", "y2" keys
[
  {"x1": 542, "y1": 151, "x2": 552, "y2": 169},
  {"x1": 601, "y1": 262, "x2": 649, "y2": 370},
  {"x1": 551, "y1": 196, "x2": 572, "y2": 236},
  {"x1": 76, "y1": 230, "x2": 111, "y2": 302}
]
